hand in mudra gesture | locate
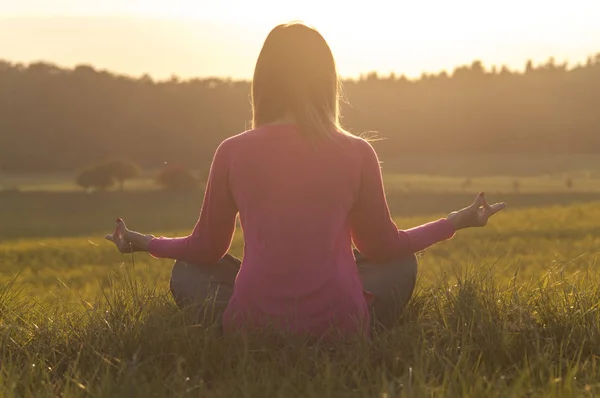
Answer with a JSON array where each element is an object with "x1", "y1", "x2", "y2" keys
[
  {"x1": 447, "y1": 193, "x2": 506, "y2": 230},
  {"x1": 105, "y1": 218, "x2": 154, "y2": 253}
]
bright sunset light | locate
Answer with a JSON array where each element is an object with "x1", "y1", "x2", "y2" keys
[{"x1": 1, "y1": 0, "x2": 599, "y2": 79}]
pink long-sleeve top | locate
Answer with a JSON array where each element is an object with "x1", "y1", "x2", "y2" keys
[{"x1": 149, "y1": 124, "x2": 455, "y2": 338}]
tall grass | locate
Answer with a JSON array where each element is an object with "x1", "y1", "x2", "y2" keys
[
  {"x1": 2, "y1": 260, "x2": 600, "y2": 397},
  {"x1": 1, "y1": 201, "x2": 600, "y2": 396}
]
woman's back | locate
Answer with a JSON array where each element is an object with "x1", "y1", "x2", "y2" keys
[{"x1": 221, "y1": 124, "x2": 370, "y2": 336}]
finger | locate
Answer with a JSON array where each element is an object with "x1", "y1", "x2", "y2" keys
[
  {"x1": 492, "y1": 202, "x2": 506, "y2": 211},
  {"x1": 470, "y1": 192, "x2": 484, "y2": 209},
  {"x1": 114, "y1": 221, "x2": 127, "y2": 236},
  {"x1": 116, "y1": 217, "x2": 126, "y2": 229},
  {"x1": 477, "y1": 192, "x2": 492, "y2": 210},
  {"x1": 489, "y1": 202, "x2": 507, "y2": 215}
]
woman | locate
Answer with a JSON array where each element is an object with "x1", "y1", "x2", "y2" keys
[{"x1": 105, "y1": 22, "x2": 506, "y2": 340}]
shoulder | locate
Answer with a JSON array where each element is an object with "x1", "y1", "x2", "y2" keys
[
  {"x1": 212, "y1": 127, "x2": 275, "y2": 167},
  {"x1": 335, "y1": 132, "x2": 378, "y2": 159},
  {"x1": 217, "y1": 126, "x2": 272, "y2": 150},
  {"x1": 213, "y1": 128, "x2": 254, "y2": 157},
  {"x1": 338, "y1": 134, "x2": 382, "y2": 172}
]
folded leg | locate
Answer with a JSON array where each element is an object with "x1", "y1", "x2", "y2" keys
[
  {"x1": 355, "y1": 249, "x2": 418, "y2": 329},
  {"x1": 169, "y1": 253, "x2": 241, "y2": 320}
]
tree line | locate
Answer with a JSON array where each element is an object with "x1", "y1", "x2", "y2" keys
[
  {"x1": 1, "y1": 53, "x2": 599, "y2": 173},
  {"x1": 75, "y1": 159, "x2": 202, "y2": 193}
]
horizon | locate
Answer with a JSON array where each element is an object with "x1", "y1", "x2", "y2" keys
[
  {"x1": 1, "y1": 0, "x2": 600, "y2": 80},
  {"x1": 2, "y1": 48, "x2": 599, "y2": 84}
]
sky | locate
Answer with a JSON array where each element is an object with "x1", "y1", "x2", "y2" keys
[{"x1": 1, "y1": 0, "x2": 599, "y2": 80}]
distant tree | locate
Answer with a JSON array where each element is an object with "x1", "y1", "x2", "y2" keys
[
  {"x1": 525, "y1": 60, "x2": 534, "y2": 74},
  {"x1": 470, "y1": 60, "x2": 485, "y2": 75},
  {"x1": 365, "y1": 71, "x2": 379, "y2": 81},
  {"x1": 2, "y1": 51, "x2": 600, "y2": 173},
  {"x1": 513, "y1": 180, "x2": 521, "y2": 193},
  {"x1": 499, "y1": 65, "x2": 512, "y2": 76},
  {"x1": 156, "y1": 165, "x2": 198, "y2": 191},
  {"x1": 565, "y1": 178, "x2": 574, "y2": 189},
  {"x1": 76, "y1": 169, "x2": 96, "y2": 193},
  {"x1": 76, "y1": 166, "x2": 115, "y2": 192},
  {"x1": 460, "y1": 178, "x2": 473, "y2": 191},
  {"x1": 101, "y1": 159, "x2": 141, "y2": 192}
]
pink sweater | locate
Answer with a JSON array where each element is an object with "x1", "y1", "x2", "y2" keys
[{"x1": 149, "y1": 124, "x2": 455, "y2": 338}]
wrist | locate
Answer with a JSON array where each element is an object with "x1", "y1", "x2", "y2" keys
[
  {"x1": 138, "y1": 234, "x2": 155, "y2": 252},
  {"x1": 446, "y1": 212, "x2": 465, "y2": 231},
  {"x1": 129, "y1": 231, "x2": 154, "y2": 252}
]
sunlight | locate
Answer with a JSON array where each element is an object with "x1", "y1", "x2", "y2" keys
[
  {"x1": 120, "y1": 0, "x2": 600, "y2": 79},
  {"x1": 2, "y1": 0, "x2": 599, "y2": 79},
  {"x1": 125, "y1": 0, "x2": 446, "y2": 78}
]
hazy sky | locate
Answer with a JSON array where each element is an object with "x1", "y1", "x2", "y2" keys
[{"x1": 1, "y1": 0, "x2": 599, "y2": 80}]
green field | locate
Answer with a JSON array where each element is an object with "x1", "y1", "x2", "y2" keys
[{"x1": 2, "y1": 170, "x2": 600, "y2": 396}]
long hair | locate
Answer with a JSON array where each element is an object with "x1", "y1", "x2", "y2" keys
[{"x1": 251, "y1": 22, "x2": 349, "y2": 141}]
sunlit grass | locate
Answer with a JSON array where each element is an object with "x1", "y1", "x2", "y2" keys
[{"x1": 1, "y1": 199, "x2": 600, "y2": 396}]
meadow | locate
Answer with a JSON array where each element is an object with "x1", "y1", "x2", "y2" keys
[{"x1": 2, "y1": 168, "x2": 600, "y2": 397}]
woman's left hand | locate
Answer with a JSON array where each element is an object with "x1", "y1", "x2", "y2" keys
[
  {"x1": 447, "y1": 193, "x2": 506, "y2": 231},
  {"x1": 105, "y1": 218, "x2": 154, "y2": 253}
]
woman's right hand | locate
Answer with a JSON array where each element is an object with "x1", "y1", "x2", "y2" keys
[
  {"x1": 105, "y1": 218, "x2": 154, "y2": 253},
  {"x1": 446, "y1": 192, "x2": 506, "y2": 231}
]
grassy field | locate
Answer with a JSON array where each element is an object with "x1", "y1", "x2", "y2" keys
[
  {"x1": 3, "y1": 167, "x2": 600, "y2": 194},
  {"x1": 2, "y1": 170, "x2": 600, "y2": 396}
]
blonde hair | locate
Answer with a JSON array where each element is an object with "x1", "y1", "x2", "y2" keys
[{"x1": 251, "y1": 22, "x2": 349, "y2": 141}]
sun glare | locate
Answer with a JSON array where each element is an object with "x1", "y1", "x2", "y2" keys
[{"x1": 1, "y1": 0, "x2": 599, "y2": 80}]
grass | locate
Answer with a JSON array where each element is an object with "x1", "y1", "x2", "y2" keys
[
  {"x1": 3, "y1": 189, "x2": 600, "y2": 241},
  {"x1": 3, "y1": 267, "x2": 600, "y2": 397},
  {"x1": 2, "y1": 166, "x2": 600, "y2": 396},
  {"x1": 2, "y1": 193, "x2": 600, "y2": 396},
  {"x1": 4, "y1": 152, "x2": 600, "y2": 191}
]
